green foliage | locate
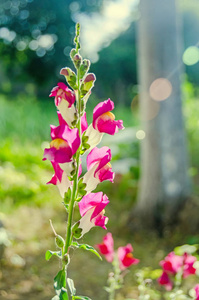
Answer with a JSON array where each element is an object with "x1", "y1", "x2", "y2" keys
[
  {"x1": 71, "y1": 242, "x2": 102, "y2": 260},
  {"x1": 45, "y1": 250, "x2": 62, "y2": 261},
  {"x1": 54, "y1": 269, "x2": 67, "y2": 297}
]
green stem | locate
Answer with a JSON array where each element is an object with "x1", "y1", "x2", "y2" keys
[
  {"x1": 108, "y1": 254, "x2": 121, "y2": 300},
  {"x1": 64, "y1": 66, "x2": 81, "y2": 256}
]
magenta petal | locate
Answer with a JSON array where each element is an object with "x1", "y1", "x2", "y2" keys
[
  {"x1": 50, "y1": 125, "x2": 80, "y2": 155},
  {"x1": 43, "y1": 147, "x2": 72, "y2": 163},
  {"x1": 97, "y1": 167, "x2": 115, "y2": 182},
  {"x1": 97, "y1": 119, "x2": 124, "y2": 135},
  {"x1": 87, "y1": 146, "x2": 111, "y2": 171},
  {"x1": 157, "y1": 272, "x2": 173, "y2": 291},
  {"x1": 91, "y1": 194, "x2": 109, "y2": 220},
  {"x1": 57, "y1": 111, "x2": 68, "y2": 126},
  {"x1": 96, "y1": 119, "x2": 118, "y2": 135},
  {"x1": 47, "y1": 174, "x2": 57, "y2": 185},
  {"x1": 93, "y1": 99, "x2": 114, "y2": 124},
  {"x1": 78, "y1": 192, "x2": 109, "y2": 218},
  {"x1": 96, "y1": 233, "x2": 114, "y2": 262},
  {"x1": 51, "y1": 162, "x2": 63, "y2": 182},
  {"x1": 94, "y1": 214, "x2": 108, "y2": 230},
  {"x1": 81, "y1": 112, "x2": 88, "y2": 133},
  {"x1": 78, "y1": 192, "x2": 103, "y2": 217},
  {"x1": 49, "y1": 86, "x2": 59, "y2": 97}
]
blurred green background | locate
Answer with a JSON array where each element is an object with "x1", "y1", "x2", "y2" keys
[{"x1": 1, "y1": 0, "x2": 199, "y2": 299}]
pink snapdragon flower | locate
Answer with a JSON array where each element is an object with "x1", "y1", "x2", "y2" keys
[
  {"x1": 118, "y1": 244, "x2": 139, "y2": 270},
  {"x1": 50, "y1": 82, "x2": 75, "y2": 107},
  {"x1": 78, "y1": 192, "x2": 109, "y2": 235},
  {"x1": 84, "y1": 99, "x2": 124, "y2": 149},
  {"x1": 182, "y1": 252, "x2": 196, "y2": 278},
  {"x1": 47, "y1": 162, "x2": 71, "y2": 198},
  {"x1": 50, "y1": 82, "x2": 76, "y2": 126},
  {"x1": 93, "y1": 99, "x2": 124, "y2": 134},
  {"x1": 194, "y1": 284, "x2": 199, "y2": 300},
  {"x1": 83, "y1": 146, "x2": 115, "y2": 193},
  {"x1": 157, "y1": 271, "x2": 173, "y2": 291},
  {"x1": 158, "y1": 251, "x2": 197, "y2": 290},
  {"x1": 43, "y1": 121, "x2": 80, "y2": 164},
  {"x1": 96, "y1": 233, "x2": 114, "y2": 262},
  {"x1": 160, "y1": 252, "x2": 183, "y2": 275}
]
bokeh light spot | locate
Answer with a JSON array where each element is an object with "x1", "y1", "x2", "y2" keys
[
  {"x1": 149, "y1": 78, "x2": 172, "y2": 101},
  {"x1": 183, "y1": 46, "x2": 199, "y2": 66},
  {"x1": 136, "y1": 130, "x2": 145, "y2": 140}
]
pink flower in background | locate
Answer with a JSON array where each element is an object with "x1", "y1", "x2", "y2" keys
[
  {"x1": 118, "y1": 244, "x2": 139, "y2": 270},
  {"x1": 157, "y1": 271, "x2": 173, "y2": 291},
  {"x1": 182, "y1": 252, "x2": 196, "y2": 278},
  {"x1": 43, "y1": 121, "x2": 80, "y2": 164},
  {"x1": 83, "y1": 146, "x2": 114, "y2": 193},
  {"x1": 160, "y1": 252, "x2": 183, "y2": 275},
  {"x1": 96, "y1": 233, "x2": 114, "y2": 262},
  {"x1": 93, "y1": 99, "x2": 124, "y2": 135},
  {"x1": 194, "y1": 284, "x2": 199, "y2": 300},
  {"x1": 78, "y1": 192, "x2": 109, "y2": 235},
  {"x1": 47, "y1": 162, "x2": 71, "y2": 198},
  {"x1": 50, "y1": 82, "x2": 75, "y2": 107}
]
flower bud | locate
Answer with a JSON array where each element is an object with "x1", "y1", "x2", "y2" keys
[
  {"x1": 79, "y1": 59, "x2": 90, "y2": 79},
  {"x1": 60, "y1": 67, "x2": 77, "y2": 90},
  {"x1": 70, "y1": 48, "x2": 77, "y2": 60},
  {"x1": 62, "y1": 253, "x2": 70, "y2": 266},
  {"x1": 72, "y1": 222, "x2": 83, "y2": 239},
  {"x1": 55, "y1": 235, "x2": 65, "y2": 248},
  {"x1": 80, "y1": 73, "x2": 96, "y2": 96},
  {"x1": 73, "y1": 54, "x2": 82, "y2": 69}
]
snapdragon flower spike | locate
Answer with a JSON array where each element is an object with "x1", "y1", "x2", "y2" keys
[
  {"x1": 96, "y1": 232, "x2": 114, "y2": 263},
  {"x1": 157, "y1": 271, "x2": 173, "y2": 291},
  {"x1": 84, "y1": 99, "x2": 124, "y2": 149},
  {"x1": 82, "y1": 146, "x2": 115, "y2": 193},
  {"x1": 78, "y1": 192, "x2": 109, "y2": 236},
  {"x1": 118, "y1": 244, "x2": 139, "y2": 270},
  {"x1": 47, "y1": 162, "x2": 71, "y2": 198},
  {"x1": 43, "y1": 121, "x2": 80, "y2": 164},
  {"x1": 50, "y1": 82, "x2": 76, "y2": 127}
]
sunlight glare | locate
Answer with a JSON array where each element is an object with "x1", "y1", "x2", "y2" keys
[
  {"x1": 149, "y1": 78, "x2": 172, "y2": 101},
  {"x1": 183, "y1": 46, "x2": 199, "y2": 66}
]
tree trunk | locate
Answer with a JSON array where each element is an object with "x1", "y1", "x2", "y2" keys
[{"x1": 132, "y1": 0, "x2": 191, "y2": 232}]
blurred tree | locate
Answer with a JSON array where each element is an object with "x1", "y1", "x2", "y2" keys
[
  {"x1": 0, "y1": 0, "x2": 102, "y2": 96},
  {"x1": 131, "y1": 0, "x2": 191, "y2": 233}
]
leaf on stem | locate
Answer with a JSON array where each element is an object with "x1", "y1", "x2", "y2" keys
[
  {"x1": 67, "y1": 278, "x2": 76, "y2": 296},
  {"x1": 45, "y1": 250, "x2": 62, "y2": 261},
  {"x1": 71, "y1": 242, "x2": 102, "y2": 260},
  {"x1": 60, "y1": 288, "x2": 69, "y2": 300},
  {"x1": 54, "y1": 269, "x2": 66, "y2": 295}
]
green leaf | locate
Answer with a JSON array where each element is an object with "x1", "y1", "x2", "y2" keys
[
  {"x1": 60, "y1": 288, "x2": 69, "y2": 300},
  {"x1": 45, "y1": 250, "x2": 62, "y2": 261},
  {"x1": 174, "y1": 244, "x2": 198, "y2": 255},
  {"x1": 67, "y1": 278, "x2": 76, "y2": 296},
  {"x1": 54, "y1": 269, "x2": 66, "y2": 295},
  {"x1": 71, "y1": 242, "x2": 102, "y2": 260}
]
